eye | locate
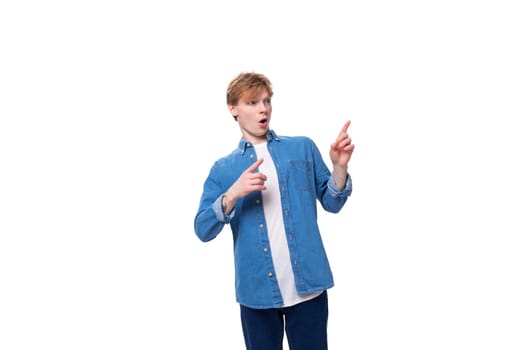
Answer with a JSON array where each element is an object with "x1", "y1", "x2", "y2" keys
[
  {"x1": 248, "y1": 100, "x2": 257, "y2": 105},
  {"x1": 264, "y1": 99, "x2": 271, "y2": 105}
]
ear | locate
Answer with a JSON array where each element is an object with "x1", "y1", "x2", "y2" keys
[{"x1": 228, "y1": 104, "x2": 238, "y2": 119}]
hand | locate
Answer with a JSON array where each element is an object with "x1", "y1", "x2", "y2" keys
[
  {"x1": 227, "y1": 158, "x2": 267, "y2": 200},
  {"x1": 329, "y1": 120, "x2": 355, "y2": 169}
]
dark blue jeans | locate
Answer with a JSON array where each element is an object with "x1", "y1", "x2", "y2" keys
[{"x1": 240, "y1": 291, "x2": 328, "y2": 350}]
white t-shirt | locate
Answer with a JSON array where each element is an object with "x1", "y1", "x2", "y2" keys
[{"x1": 254, "y1": 142, "x2": 321, "y2": 307}]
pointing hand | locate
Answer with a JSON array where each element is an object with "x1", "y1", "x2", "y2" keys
[
  {"x1": 229, "y1": 158, "x2": 267, "y2": 200},
  {"x1": 330, "y1": 120, "x2": 355, "y2": 168}
]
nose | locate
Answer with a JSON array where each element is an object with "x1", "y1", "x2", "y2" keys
[{"x1": 259, "y1": 101, "x2": 268, "y2": 113}]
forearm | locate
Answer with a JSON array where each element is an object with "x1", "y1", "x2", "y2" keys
[
  {"x1": 221, "y1": 191, "x2": 238, "y2": 216},
  {"x1": 332, "y1": 165, "x2": 348, "y2": 191}
]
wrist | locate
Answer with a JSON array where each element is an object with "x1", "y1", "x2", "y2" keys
[
  {"x1": 333, "y1": 164, "x2": 348, "y2": 174},
  {"x1": 221, "y1": 193, "x2": 236, "y2": 215},
  {"x1": 221, "y1": 194, "x2": 228, "y2": 214}
]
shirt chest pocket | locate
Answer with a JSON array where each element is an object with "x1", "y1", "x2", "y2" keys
[{"x1": 288, "y1": 160, "x2": 313, "y2": 192}]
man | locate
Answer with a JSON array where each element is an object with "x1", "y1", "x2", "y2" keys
[{"x1": 194, "y1": 72, "x2": 354, "y2": 349}]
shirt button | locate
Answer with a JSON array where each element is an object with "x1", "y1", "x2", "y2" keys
[
  {"x1": 256, "y1": 199, "x2": 260, "y2": 205},
  {"x1": 250, "y1": 154, "x2": 254, "y2": 158},
  {"x1": 268, "y1": 272, "x2": 273, "y2": 277},
  {"x1": 259, "y1": 224, "x2": 264, "y2": 229},
  {"x1": 263, "y1": 247, "x2": 268, "y2": 253}
]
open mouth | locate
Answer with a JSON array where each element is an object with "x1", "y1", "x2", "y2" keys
[{"x1": 258, "y1": 117, "x2": 268, "y2": 126}]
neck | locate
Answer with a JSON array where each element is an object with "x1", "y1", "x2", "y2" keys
[{"x1": 241, "y1": 132, "x2": 268, "y2": 145}]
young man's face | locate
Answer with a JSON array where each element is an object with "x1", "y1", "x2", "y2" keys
[{"x1": 229, "y1": 89, "x2": 272, "y2": 144}]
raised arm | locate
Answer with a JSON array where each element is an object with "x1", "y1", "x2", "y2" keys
[{"x1": 329, "y1": 120, "x2": 355, "y2": 190}]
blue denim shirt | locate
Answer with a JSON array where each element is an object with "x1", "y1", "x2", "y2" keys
[{"x1": 194, "y1": 130, "x2": 352, "y2": 309}]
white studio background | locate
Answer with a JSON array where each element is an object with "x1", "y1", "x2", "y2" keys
[{"x1": 1, "y1": 1, "x2": 524, "y2": 349}]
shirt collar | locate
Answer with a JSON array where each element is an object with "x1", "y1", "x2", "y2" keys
[{"x1": 238, "y1": 130, "x2": 280, "y2": 155}]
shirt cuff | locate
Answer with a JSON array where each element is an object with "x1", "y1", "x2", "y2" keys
[
  {"x1": 328, "y1": 173, "x2": 352, "y2": 198},
  {"x1": 213, "y1": 194, "x2": 235, "y2": 223}
]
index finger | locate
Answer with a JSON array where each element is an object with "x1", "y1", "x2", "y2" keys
[
  {"x1": 245, "y1": 157, "x2": 264, "y2": 173},
  {"x1": 340, "y1": 120, "x2": 351, "y2": 134}
]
